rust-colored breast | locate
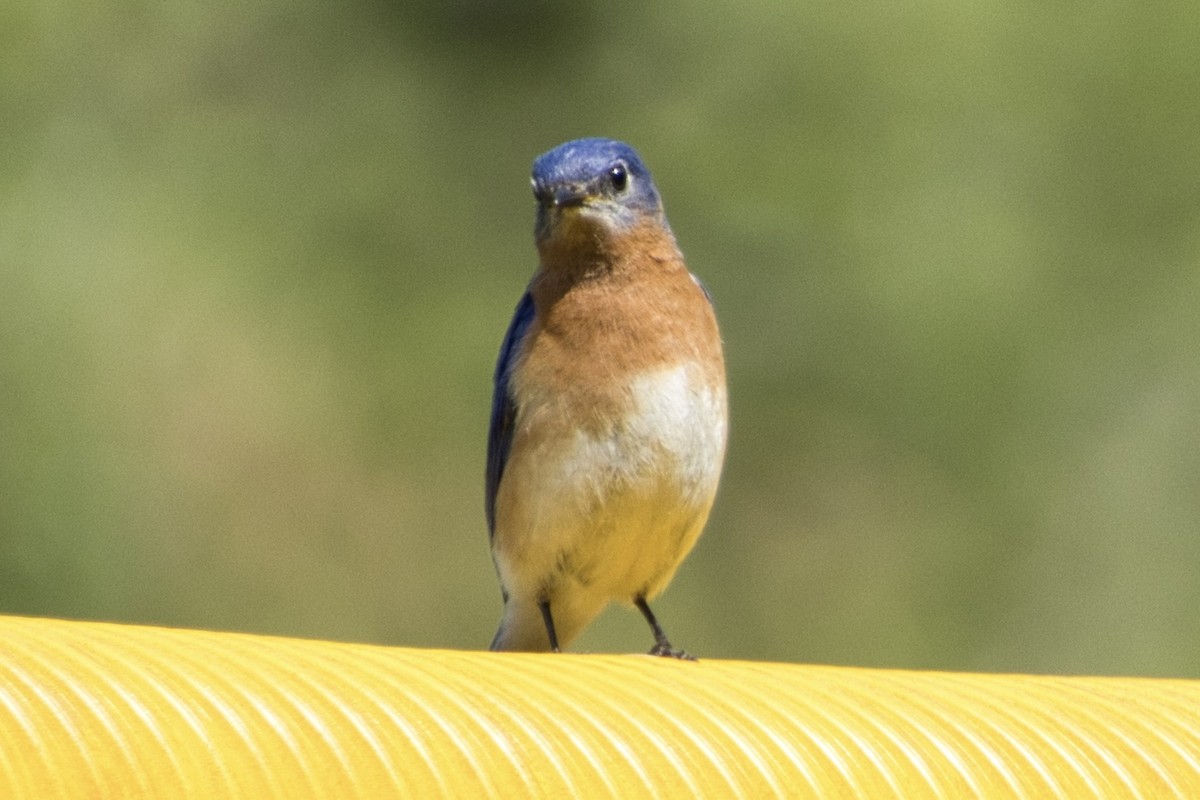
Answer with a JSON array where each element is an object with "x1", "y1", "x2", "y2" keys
[{"x1": 514, "y1": 222, "x2": 724, "y2": 437}]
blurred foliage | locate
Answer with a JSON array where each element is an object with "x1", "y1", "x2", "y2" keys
[{"x1": 2, "y1": 1, "x2": 1199, "y2": 675}]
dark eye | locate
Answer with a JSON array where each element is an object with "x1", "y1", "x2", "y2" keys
[{"x1": 608, "y1": 164, "x2": 628, "y2": 192}]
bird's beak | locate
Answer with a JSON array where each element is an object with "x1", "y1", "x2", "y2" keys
[{"x1": 551, "y1": 184, "x2": 588, "y2": 208}]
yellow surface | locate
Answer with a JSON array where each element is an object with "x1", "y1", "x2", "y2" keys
[{"x1": 0, "y1": 616, "x2": 1198, "y2": 798}]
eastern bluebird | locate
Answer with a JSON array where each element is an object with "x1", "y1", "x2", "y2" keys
[{"x1": 486, "y1": 138, "x2": 727, "y2": 657}]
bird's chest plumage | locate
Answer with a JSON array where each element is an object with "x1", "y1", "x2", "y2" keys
[
  {"x1": 512, "y1": 268, "x2": 725, "y2": 497},
  {"x1": 493, "y1": 268, "x2": 726, "y2": 597},
  {"x1": 515, "y1": 359, "x2": 725, "y2": 502}
]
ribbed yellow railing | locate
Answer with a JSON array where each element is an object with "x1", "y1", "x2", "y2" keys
[{"x1": 1, "y1": 615, "x2": 1198, "y2": 798}]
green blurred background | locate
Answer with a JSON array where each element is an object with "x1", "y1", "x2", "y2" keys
[{"x1": 3, "y1": 2, "x2": 1199, "y2": 676}]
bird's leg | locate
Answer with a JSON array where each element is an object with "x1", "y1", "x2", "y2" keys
[
  {"x1": 539, "y1": 599, "x2": 561, "y2": 653},
  {"x1": 635, "y1": 596, "x2": 696, "y2": 661}
]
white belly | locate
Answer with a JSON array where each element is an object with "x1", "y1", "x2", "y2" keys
[{"x1": 494, "y1": 363, "x2": 727, "y2": 604}]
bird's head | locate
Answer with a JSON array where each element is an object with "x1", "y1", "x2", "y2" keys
[{"x1": 531, "y1": 138, "x2": 668, "y2": 256}]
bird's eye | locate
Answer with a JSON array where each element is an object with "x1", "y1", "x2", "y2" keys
[{"x1": 608, "y1": 164, "x2": 628, "y2": 192}]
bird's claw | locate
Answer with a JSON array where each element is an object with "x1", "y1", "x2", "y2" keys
[{"x1": 648, "y1": 642, "x2": 697, "y2": 661}]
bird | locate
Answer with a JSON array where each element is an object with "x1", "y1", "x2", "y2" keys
[{"x1": 485, "y1": 137, "x2": 727, "y2": 657}]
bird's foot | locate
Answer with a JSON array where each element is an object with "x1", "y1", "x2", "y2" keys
[{"x1": 647, "y1": 642, "x2": 697, "y2": 661}]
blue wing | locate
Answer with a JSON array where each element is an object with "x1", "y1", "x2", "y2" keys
[{"x1": 486, "y1": 290, "x2": 536, "y2": 539}]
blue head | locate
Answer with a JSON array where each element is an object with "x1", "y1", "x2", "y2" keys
[{"x1": 531, "y1": 138, "x2": 667, "y2": 248}]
